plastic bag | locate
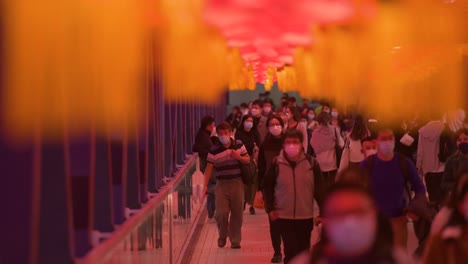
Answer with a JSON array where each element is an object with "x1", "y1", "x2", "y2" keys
[{"x1": 253, "y1": 191, "x2": 264, "y2": 209}]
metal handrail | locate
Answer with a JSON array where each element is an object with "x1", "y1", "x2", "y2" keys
[{"x1": 76, "y1": 154, "x2": 198, "y2": 264}]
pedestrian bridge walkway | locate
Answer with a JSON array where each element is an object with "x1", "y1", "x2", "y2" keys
[{"x1": 76, "y1": 155, "x2": 419, "y2": 264}]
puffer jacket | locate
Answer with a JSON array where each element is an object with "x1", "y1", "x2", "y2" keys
[{"x1": 264, "y1": 150, "x2": 324, "y2": 219}]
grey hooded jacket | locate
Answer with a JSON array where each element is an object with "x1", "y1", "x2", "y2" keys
[{"x1": 264, "y1": 150, "x2": 324, "y2": 219}]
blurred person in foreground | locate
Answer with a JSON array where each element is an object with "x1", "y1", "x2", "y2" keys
[
  {"x1": 423, "y1": 177, "x2": 468, "y2": 264},
  {"x1": 291, "y1": 182, "x2": 414, "y2": 264}
]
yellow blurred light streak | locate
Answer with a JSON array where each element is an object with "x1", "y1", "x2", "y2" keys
[
  {"x1": 290, "y1": 0, "x2": 466, "y2": 121},
  {"x1": 2, "y1": 0, "x2": 147, "y2": 142},
  {"x1": 160, "y1": 0, "x2": 229, "y2": 103},
  {"x1": 2, "y1": 0, "x2": 466, "y2": 142}
]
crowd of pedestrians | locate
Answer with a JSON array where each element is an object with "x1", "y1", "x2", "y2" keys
[{"x1": 193, "y1": 93, "x2": 468, "y2": 264}]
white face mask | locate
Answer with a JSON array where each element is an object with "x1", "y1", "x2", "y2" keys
[
  {"x1": 326, "y1": 215, "x2": 377, "y2": 256},
  {"x1": 269, "y1": 125, "x2": 282, "y2": 136},
  {"x1": 365, "y1": 149, "x2": 377, "y2": 157},
  {"x1": 244, "y1": 121, "x2": 253, "y2": 130},
  {"x1": 263, "y1": 107, "x2": 272, "y2": 114},
  {"x1": 219, "y1": 135, "x2": 230, "y2": 145},
  {"x1": 378, "y1": 140, "x2": 395, "y2": 155},
  {"x1": 284, "y1": 144, "x2": 301, "y2": 158},
  {"x1": 331, "y1": 112, "x2": 339, "y2": 118}
]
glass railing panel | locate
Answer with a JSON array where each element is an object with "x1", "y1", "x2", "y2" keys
[{"x1": 78, "y1": 155, "x2": 204, "y2": 264}]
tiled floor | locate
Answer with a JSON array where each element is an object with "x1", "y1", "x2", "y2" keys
[
  {"x1": 189, "y1": 207, "x2": 419, "y2": 264},
  {"x1": 190, "y1": 209, "x2": 284, "y2": 264}
]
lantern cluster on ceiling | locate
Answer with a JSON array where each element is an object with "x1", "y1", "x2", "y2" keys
[
  {"x1": 203, "y1": 0, "x2": 374, "y2": 87},
  {"x1": 2, "y1": 0, "x2": 467, "y2": 140}
]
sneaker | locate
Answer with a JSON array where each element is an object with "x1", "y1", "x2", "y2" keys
[
  {"x1": 271, "y1": 253, "x2": 282, "y2": 263},
  {"x1": 249, "y1": 206, "x2": 256, "y2": 215},
  {"x1": 218, "y1": 238, "x2": 227, "y2": 248},
  {"x1": 231, "y1": 243, "x2": 241, "y2": 249}
]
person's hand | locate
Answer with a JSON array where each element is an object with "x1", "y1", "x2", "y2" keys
[
  {"x1": 407, "y1": 212, "x2": 420, "y2": 221},
  {"x1": 269, "y1": 210, "x2": 279, "y2": 221},
  {"x1": 314, "y1": 217, "x2": 323, "y2": 226},
  {"x1": 418, "y1": 167, "x2": 424, "y2": 176},
  {"x1": 231, "y1": 149, "x2": 243, "y2": 160}
]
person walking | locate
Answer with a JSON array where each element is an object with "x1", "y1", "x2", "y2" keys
[
  {"x1": 264, "y1": 129, "x2": 324, "y2": 263},
  {"x1": 361, "y1": 127, "x2": 427, "y2": 249},
  {"x1": 311, "y1": 112, "x2": 345, "y2": 189},
  {"x1": 257, "y1": 115, "x2": 286, "y2": 263},
  {"x1": 203, "y1": 122, "x2": 250, "y2": 249}
]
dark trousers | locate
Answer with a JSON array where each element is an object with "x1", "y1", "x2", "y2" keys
[
  {"x1": 207, "y1": 193, "x2": 216, "y2": 218},
  {"x1": 322, "y1": 170, "x2": 337, "y2": 192},
  {"x1": 425, "y1": 172, "x2": 443, "y2": 206},
  {"x1": 269, "y1": 214, "x2": 282, "y2": 255},
  {"x1": 278, "y1": 218, "x2": 313, "y2": 264}
]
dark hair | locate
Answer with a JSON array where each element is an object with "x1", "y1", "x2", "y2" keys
[
  {"x1": 233, "y1": 106, "x2": 240, "y2": 112},
  {"x1": 311, "y1": 182, "x2": 395, "y2": 264},
  {"x1": 445, "y1": 178, "x2": 468, "y2": 230},
  {"x1": 286, "y1": 106, "x2": 301, "y2": 122},
  {"x1": 336, "y1": 166, "x2": 369, "y2": 188},
  {"x1": 454, "y1": 128, "x2": 468, "y2": 141},
  {"x1": 263, "y1": 115, "x2": 285, "y2": 142},
  {"x1": 263, "y1": 99, "x2": 274, "y2": 106},
  {"x1": 316, "y1": 112, "x2": 331, "y2": 125},
  {"x1": 239, "y1": 114, "x2": 255, "y2": 130},
  {"x1": 361, "y1": 136, "x2": 376, "y2": 144},
  {"x1": 323, "y1": 182, "x2": 372, "y2": 205},
  {"x1": 201, "y1": 116, "x2": 215, "y2": 130},
  {"x1": 283, "y1": 129, "x2": 303, "y2": 143},
  {"x1": 376, "y1": 125, "x2": 394, "y2": 135},
  {"x1": 216, "y1": 122, "x2": 232, "y2": 133},
  {"x1": 240, "y1": 103, "x2": 248, "y2": 108},
  {"x1": 267, "y1": 115, "x2": 284, "y2": 128},
  {"x1": 252, "y1": 99, "x2": 263, "y2": 108},
  {"x1": 288, "y1": 97, "x2": 297, "y2": 103},
  {"x1": 350, "y1": 115, "x2": 370, "y2": 141}
]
